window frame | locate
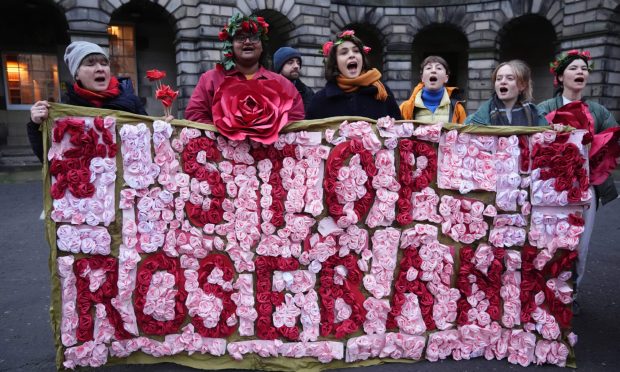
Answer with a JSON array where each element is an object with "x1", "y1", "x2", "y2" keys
[
  {"x1": 2, "y1": 51, "x2": 61, "y2": 110},
  {"x1": 107, "y1": 23, "x2": 139, "y2": 94}
]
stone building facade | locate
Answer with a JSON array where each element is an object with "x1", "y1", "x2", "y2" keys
[{"x1": 0, "y1": 0, "x2": 618, "y2": 149}]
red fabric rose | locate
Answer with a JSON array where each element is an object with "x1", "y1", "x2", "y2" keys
[
  {"x1": 146, "y1": 69, "x2": 166, "y2": 81},
  {"x1": 156, "y1": 84, "x2": 179, "y2": 108},
  {"x1": 68, "y1": 182, "x2": 95, "y2": 198},
  {"x1": 545, "y1": 101, "x2": 593, "y2": 132},
  {"x1": 589, "y1": 127, "x2": 620, "y2": 185},
  {"x1": 212, "y1": 77, "x2": 295, "y2": 144}
]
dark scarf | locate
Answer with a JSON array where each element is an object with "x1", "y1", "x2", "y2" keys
[
  {"x1": 489, "y1": 94, "x2": 536, "y2": 126},
  {"x1": 72, "y1": 76, "x2": 120, "y2": 107}
]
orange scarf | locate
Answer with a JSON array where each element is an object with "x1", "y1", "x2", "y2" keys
[{"x1": 336, "y1": 68, "x2": 388, "y2": 101}]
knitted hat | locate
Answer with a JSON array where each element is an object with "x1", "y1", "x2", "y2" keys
[
  {"x1": 64, "y1": 41, "x2": 108, "y2": 78},
  {"x1": 273, "y1": 47, "x2": 301, "y2": 73}
]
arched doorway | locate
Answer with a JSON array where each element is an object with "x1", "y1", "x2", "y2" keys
[
  {"x1": 411, "y1": 24, "x2": 469, "y2": 93},
  {"x1": 343, "y1": 23, "x2": 384, "y2": 72},
  {"x1": 498, "y1": 15, "x2": 557, "y2": 103},
  {"x1": 110, "y1": 0, "x2": 177, "y2": 116},
  {"x1": 253, "y1": 9, "x2": 294, "y2": 71}
]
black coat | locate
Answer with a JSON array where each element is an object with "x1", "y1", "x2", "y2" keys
[
  {"x1": 27, "y1": 77, "x2": 147, "y2": 162},
  {"x1": 293, "y1": 79, "x2": 315, "y2": 114},
  {"x1": 305, "y1": 81, "x2": 402, "y2": 120}
]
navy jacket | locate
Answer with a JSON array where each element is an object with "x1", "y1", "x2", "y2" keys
[
  {"x1": 27, "y1": 77, "x2": 146, "y2": 162},
  {"x1": 293, "y1": 79, "x2": 315, "y2": 113},
  {"x1": 306, "y1": 81, "x2": 402, "y2": 120}
]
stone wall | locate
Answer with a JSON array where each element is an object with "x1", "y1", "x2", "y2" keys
[{"x1": 59, "y1": 0, "x2": 620, "y2": 118}]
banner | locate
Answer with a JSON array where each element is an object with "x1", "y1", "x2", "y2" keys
[{"x1": 44, "y1": 103, "x2": 586, "y2": 370}]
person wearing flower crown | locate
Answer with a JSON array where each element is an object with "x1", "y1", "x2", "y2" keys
[
  {"x1": 305, "y1": 30, "x2": 401, "y2": 120},
  {"x1": 400, "y1": 56, "x2": 466, "y2": 124},
  {"x1": 538, "y1": 49, "x2": 619, "y2": 298},
  {"x1": 28, "y1": 41, "x2": 147, "y2": 163},
  {"x1": 184, "y1": 14, "x2": 305, "y2": 126},
  {"x1": 465, "y1": 59, "x2": 547, "y2": 126}
]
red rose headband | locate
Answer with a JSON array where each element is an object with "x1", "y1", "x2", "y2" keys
[
  {"x1": 549, "y1": 49, "x2": 592, "y2": 85},
  {"x1": 218, "y1": 13, "x2": 270, "y2": 70},
  {"x1": 320, "y1": 30, "x2": 371, "y2": 57}
]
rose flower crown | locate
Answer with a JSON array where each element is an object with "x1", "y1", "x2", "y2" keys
[
  {"x1": 218, "y1": 13, "x2": 269, "y2": 71},
  {"x1": 549, "y1": 49, "x2": 592, "y2": 85},
  {"x1": 320, "y1": 30, "x2": 372, "y2": 57}
]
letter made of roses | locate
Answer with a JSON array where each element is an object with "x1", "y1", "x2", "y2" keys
[
  {"x1": 134, "y1": 252, "x2": 187, "y2": 335},
  {"x1": 255, "y1": 256, "x2": 300, "y2": 340},
  {"x1": 74, "y1": 256, "x2": 132, "y2": 342},
  {"x1": 191, "y1": 253, "x2": 238, "y2": 337}
]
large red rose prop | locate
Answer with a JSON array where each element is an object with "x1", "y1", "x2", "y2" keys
[
  {"x1": 545, "y1": 101, "x2": 594, "y2": 133},
  {"x1": 212, "y1": 77, "x2": 294, "y2": 144},
  {"x1": 546, "y1": 101, "x2": 620, "y2": 185}
]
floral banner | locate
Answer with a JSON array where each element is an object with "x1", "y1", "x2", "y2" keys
[{"x1": 44, "y1": 103, "x2": 587, "y2": 370}]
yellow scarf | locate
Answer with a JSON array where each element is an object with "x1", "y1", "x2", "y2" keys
[{"x1": 336, "y1": 68, "x2": 388, "y2": 101}]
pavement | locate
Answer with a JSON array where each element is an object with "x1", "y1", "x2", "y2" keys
[
  {"x1": 0, "y1": 175, "x2": 618, "y2": 372},
  {"x1": 0, "y1": 146, "x2": 40, "y2": 174}
]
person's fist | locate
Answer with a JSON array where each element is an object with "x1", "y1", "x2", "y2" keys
[{"x1": 30, "y1": 101, "x2": 50, "y2": 124}]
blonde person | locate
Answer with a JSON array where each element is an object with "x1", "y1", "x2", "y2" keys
[
  {"x1": 400, "y1": 55, "x2": 466, "y2": 123},
  {"x1": 305, "y1": 30, "x2": 401, "y2": 120},
  {"x1": 465, "y1": 60, "x2": 547, "y2": 126}
]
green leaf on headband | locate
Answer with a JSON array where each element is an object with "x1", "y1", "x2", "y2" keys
[{"x1": 224, "y1": 59, "x2": 236, "y2": 70}]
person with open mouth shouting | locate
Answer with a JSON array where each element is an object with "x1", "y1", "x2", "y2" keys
[
  {"x1": 185, "y1": 13, "x2": 305, "y2": 126},
  {"x1": 27, "y1": 41, "x2": 148, "y2": 163},
  {"x1": 465, "y1": 59, "x2": 547, "y2": 126},
  {"x1": 305, "y1": 30, "x2": 401, "y2": 120},
  {"x1": 538, "y1": 50, "x2": 619, "y2": 299},
  {"x1": 399, "y1": 55, "x2": 466, "y2": 124}
]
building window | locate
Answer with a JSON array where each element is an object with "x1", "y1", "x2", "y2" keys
[
  {"x1": 108, "y1": 24, "x2": 138, "y2": 92},
  {"x1": 2, "y1": 53, "x2": 60, "y2": 109}
]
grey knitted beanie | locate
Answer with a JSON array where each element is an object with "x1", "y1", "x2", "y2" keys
[{"x1": 64, "y1": 41, "x2": 108, "y2": 78}]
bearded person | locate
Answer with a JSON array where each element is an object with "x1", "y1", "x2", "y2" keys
[{"x1": 273, "y1": 47, "x2": 315, "y2": 112}]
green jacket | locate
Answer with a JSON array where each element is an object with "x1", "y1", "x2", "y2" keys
[
  {"x1": 464, "y1": 99, "x2": 548, "y2": 126},
  {"x1": 538, "y1": 96, "x2": 619, "y2": 206},
  {"x1": 537, "y1": 95, "x2": 618, "y2": 133}
]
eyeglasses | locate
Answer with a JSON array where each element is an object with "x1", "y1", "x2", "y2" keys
[{"x1": 233, "y1": 34, "x2": 261, "y2": 43}]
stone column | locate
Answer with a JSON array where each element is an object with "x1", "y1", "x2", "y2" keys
[
  {"x1": 466, "y1": 49, "x2": 498, "y2": 114},
  {"x1": 288, "y1": 0, "x2": 331, "y2": 91},
  {"x1": 384, "y1": 46, "x2": 412, "y2": 103}
]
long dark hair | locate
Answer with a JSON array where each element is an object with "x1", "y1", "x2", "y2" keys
[{"x1": 324, "y1": 36, "x2": 371, "y2": 82}]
